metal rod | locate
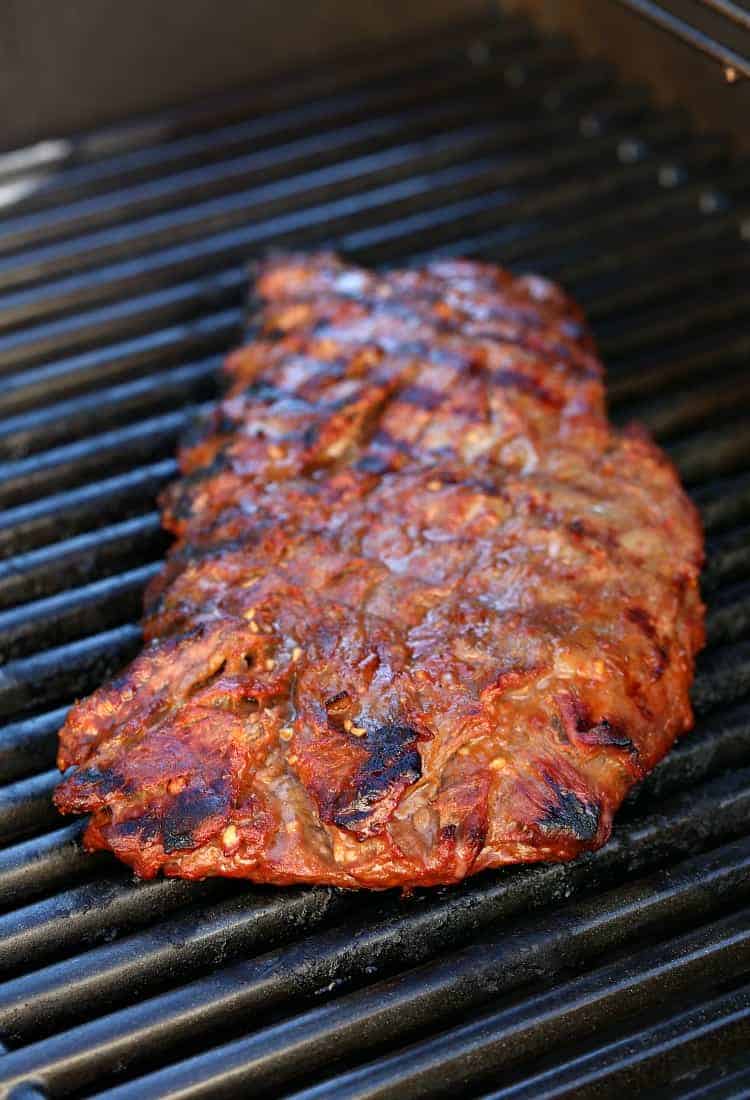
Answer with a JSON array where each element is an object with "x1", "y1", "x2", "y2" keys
[
  {"x1": 613, "y1": 0, "x2": 750, "y2": 78},
  {"x1": 701, "y1": 0, "x2": 750, "y2": 33}
]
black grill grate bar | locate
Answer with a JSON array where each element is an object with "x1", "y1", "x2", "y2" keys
[
  {"x1": 679, "y1": 1057, "x2": 750, "y2": 1100},
  {"x1": 0, "y1": 461, "x2": 176, "y2": 558},
  {"x1": 0, "y1": 17, "x2": 535, "y2": 206},
  {"x1": 705, "y1": 526, "x2": 750, "y2": 590},
  {"x1": 617, "y1": 366, "x2": 750, "y2": 443},
  {"x1": 579, "y1": 255, "x2": 750, "y2": 346},
  {"x1": 0, "y1": 515, "x2": 164, "y2": 610},
  {"x1": 0, "y1": 181, "x2": 738, "y2": 383},
  {"x1": 0, "y1": 873, "x2": 232, "y2": 983},
  {"x1": 142, "y1": 909, "x2": 750, "y2": 1100},
  {"x1": 0, "y1": 146, "x2": 730, "y2": 380},
  {"x1": 480, "y1": 984, "x2": 750, "y2": 1100},
  {"x1": 705, "y1": 581, "x2": 750, "y2": 648},
  {"x1": 632, "y1": 700, "x2": 750, "y2": 805},
  {"x1": 598, "y1": 288, "x2": 750, "y2": 365},
  {"x1": 2, "y1": 830, "x2": 748, "y2": 1096},
  {"x1": 693, "y1": 473, "x2": 750, "y2": 535},
  {"x1": 0, "y1": 359, "x2": 221, "y2": 463},
  {"x1": 0, "y1": 772, "x2": 61, "y2": 846},
  {"x1": 280, "y1": 915, "x2": 747, "y2": 1100},
  {"x1": 692, "y1": 641, "x2": 750, "y2": 715},
  {"x1": 403, "y1": 169, "x2": 745, "y2": 274},
  {"x1": 0, "y1": 563, "x2": 160, "y2": 662},
  {"x1": 0, "y1": 134, "x2": 727, "y2": 339},
  {"x1": 0, "y1": 310, "x2": 234, "y2": 411},
  {"x1": 0, "y1": 407, "x2": 196, "y2": 508},
  {"x1": 669, "y1": 419, "x2": 750, "y2": 486},
  {"x1": 0, "y1": 115, "x2": 697, "y2": 301},
  {"x1": 0, "y1": 406, "x2": 200, "y2": 510},
  {"x1": 346, "y1": 167, "x2": 739, "y2": 276},
  {"x1": 0, "y1": 623, "x2": 141, "y2": 721},
  {"x1": 0, "y1": 85, "x2": 651, "y2": 259},
  {"x1": 0, "y1": 823, "x2": 88, "y2": 912},
  {"x1": 608, "y1": 332, "x2": 750, "y2": 405},
  {"x1": 511, "y1": 212, "x2": 744, "y2": 287},
  {"x1": 0, "y1": 270, "x2": 247, "y2": 376},
  {"x1": 2, "y1": 52, "x2": 634, "y2": 230},
  {"x1": 336, "y1": 138, "x2": 729, "y2": 261},
  {"x1": 0, "y1": 707, "x2": 68, "y2": 784}
]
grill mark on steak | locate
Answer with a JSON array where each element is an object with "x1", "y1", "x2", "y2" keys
[
  {"x1": 489, "y1": 368, "x2": 562, "y2": 407},
  {"x1": 162, "y1": 780, "x2": 230, "y2": 852},
  {"x1": 54, "y1": 251, "x2": 705, "y2": 888},
  {"x1": 556, "y1": 692, "x2": 637, "y2": 758},
  {"x1": 397, "y1": 385, "x2": 445, "y2": 411},
  {"x1": 538, "y1": 776, "x2": 601, "y2": 842},
  {"x1": 332, "y1": 724, "x2": 423, "y2": 837}
]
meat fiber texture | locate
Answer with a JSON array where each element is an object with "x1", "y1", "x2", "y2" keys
[{"x1": 55, "y1": 252, "x2": 705, "y2": 888}]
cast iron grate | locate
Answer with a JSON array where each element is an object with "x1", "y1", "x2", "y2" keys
[{"x1": 0, "y1": 11, "x2": 747, "y2": 1099}]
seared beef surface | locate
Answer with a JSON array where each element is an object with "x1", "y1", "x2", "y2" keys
[{"x1": 55, "y1": 252, "x2": 705, "y2": 887}]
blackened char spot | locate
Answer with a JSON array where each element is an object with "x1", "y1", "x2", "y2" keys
[
  {"x1": 440, "y1": 823, "x2": 458, "y2": 842},
  {"x1": 466, "y1": 819, "x2": 487, "y2": 847},
  {"x1": 117, "y1": 811, "x2": 161, "y2": 841},
  {"x1": 355, "y1": 454, "x2": 392, "y2": 475},
  {"x1": 490, "y1": 368, "x2": 559, "y2": 406},
  {"x1": 171, "y1": 536, "x2": 254, "y2": 565},
  {"x1": 244, "y1": 380, "x2": 289, "y2": 402},
  {"x1": 371, "y1": 429, "x2": 413, "y2": 456},
  {"x1": 538, "y1": 775, "x2": 600, "y2": 841},
  {"x1": 301, "y1": 424, "x2": 319, "y2": 449},
  {"x1": 561, "y1": 319, "x2": 584, "y2": 340},
  {"x1": 168, "y1": 453, "x2": 233, "y2": 520},
  {"x1": 180, "y1": 452, "x2": 231, "y2": 485},
  {"x1": 333, "y1": 724, "x2": 421, "y2": 833},
  {"x1": 74, "y1": 767, "x2": 130, "y2": 796},
  {"x1": 577, "y1": 718, "x2": 634, "y2": 751},
  {"x1": 398, "y1": 385, "x2": 444, "y2": 411},
  {"x1": 556, "y1": 693, "x2": 635, "y2": 755},
  {"x1": 162, "y1": 781, "x2": 229, "y2": 853},
  {"x1": 214, "y1": 411, "x2": 239, "y2": 436},
  {"x1": 180, "y1": 412, "x2": 213, "y2": 451}
]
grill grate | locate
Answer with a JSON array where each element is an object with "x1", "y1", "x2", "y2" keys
[{"x1": 0, "y1": 11, "x2": 748, "y2": 1098}]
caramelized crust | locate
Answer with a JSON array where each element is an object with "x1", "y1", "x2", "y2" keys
[{"x1": 55, "y1": 252, "x2": 705, "y2": 887}]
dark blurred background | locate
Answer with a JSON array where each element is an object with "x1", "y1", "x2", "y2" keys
[{"x1": 0, "y1": 0, "x2": 747, "y2": 150}]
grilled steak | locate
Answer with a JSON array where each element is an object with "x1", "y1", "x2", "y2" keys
[{"x1": 55, "y1": 252, "x2": 705, "y2": 888}]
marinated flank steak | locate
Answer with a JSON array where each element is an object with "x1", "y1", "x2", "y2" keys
[{"x1": 54, "y1": 252, "x2": 705, "y2": 887}]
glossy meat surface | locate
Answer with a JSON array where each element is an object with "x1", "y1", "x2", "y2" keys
[{"x1": 55, "y1": 252, "x2": 705, "y2": 887}]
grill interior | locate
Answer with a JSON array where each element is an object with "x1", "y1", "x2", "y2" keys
[{"x1": 0, "y1": 11, "x2": 749, "y2": 1098}]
